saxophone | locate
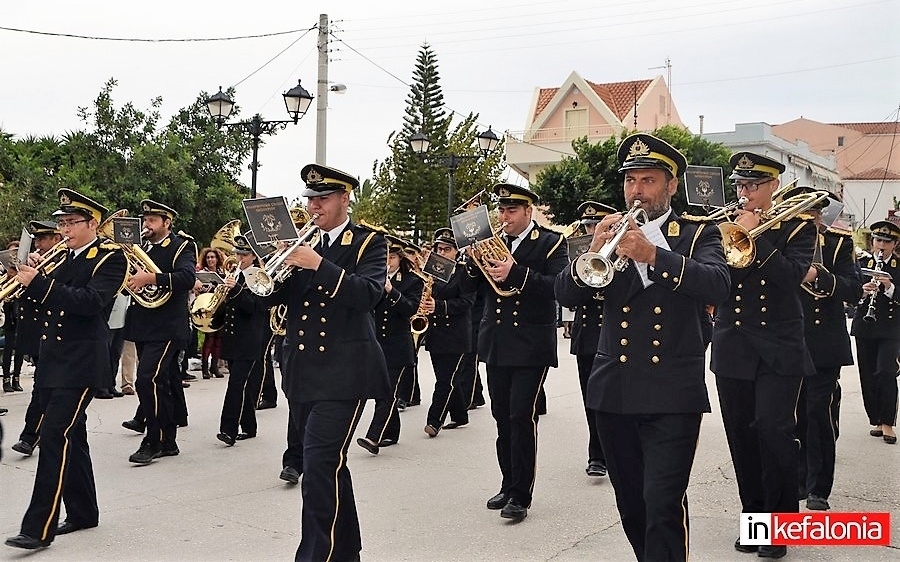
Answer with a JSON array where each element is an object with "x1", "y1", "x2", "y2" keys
[{"x1": 410, "y1": 273, "x2": 434, "y2": 336}]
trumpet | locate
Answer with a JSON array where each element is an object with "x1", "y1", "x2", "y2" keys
[
  {"x1": 470, "y1": 221, "x2": 519, "y2": 297},
  {"x1": 0, "y1": 237, "x2": 71, "y2": 301},
  {"x1": 247, "y1": 212, "x2": 321, "y2": 297},
  {"x1": 573, "y1": 200, "x2": 648, "y2": 288},
  {"x1": 719, "y1": 191, "x2": 828, "y2": 268}
]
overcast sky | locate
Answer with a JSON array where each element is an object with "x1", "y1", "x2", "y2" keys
[{"x1": 1, "y1": 0, "x2": 897, "y2": 202}]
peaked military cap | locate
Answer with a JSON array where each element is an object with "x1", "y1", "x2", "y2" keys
[
  {"x1": 729, "y1": 152, "x2": 786, "y2": 180},
  {"x1": 577, "y1": 201, "x2": 618, "y2": 223},
  {"x1": 232, "y1": 234, "x2": 254, "y2": 253},
  {"x1": 301, "y1": 164, "x2": 359, "y2": 198},
  {"x1": 869, "y1": 220, "x2": 900, "y2": 242},
  {"x1": 493, "y1": 183, "x2": 539, "y2": 206},
  {"x1": 617, "y1": 133, "x2": 687, "y2": 178},
  {"x1": 140, "y1": 199, "x2": 178, "y2": 220},
  {"x1": 385, "y1": 234, "x2": 406, "y2": 254},
  {"x1": 54, "y1": 188, "x2": 108, "y2": 223},
  {"x1": 433, "y1": 227, "x2": 457, "y2": 248},
  {"x1": 29, "y1": 220, "x2": 60, "y2": 235},
  {"x1": 780, "y1": 186, "x2": 832, "y2": 211}
]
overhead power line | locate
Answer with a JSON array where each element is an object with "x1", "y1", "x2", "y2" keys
[{"x1": 0, "y1": 25, "x2": 311, "y2": 42}]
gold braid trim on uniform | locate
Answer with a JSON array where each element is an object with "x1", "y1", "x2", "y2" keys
[
  {"x1": 92, "y1": 251, "x2": 128, "y2": 295},
  {"x1": 38, "y1": 278, "x2": 55, "y2": 305},
  {"x1": 331, "y1": 269, "x2": 346, "y2": 299},
  {"x1": 786, "y1": 222, "x2": 808, "y2": 244},
  {"x1": 326, "y1": 400, "x2": 365, "y2": 561},
  {"x1": 357, "y1": 231, "x2": 377, "y2": 264},
  {"x1": 545, "y1": 232, "x2": 565, "y2": 259},
  {"x1": 673, "y1": 255, "x2": 687, "y2": 291}
]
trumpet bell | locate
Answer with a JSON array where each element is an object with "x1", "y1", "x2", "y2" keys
[
  {"x1": 718, "y1": 222, "x2": 755, "y2": 268},
  {"x1": 248, "y1": 269, "x2": 276, "y2": 297},
  {"x1": 574, "y1": 252, "x2": 614, "y2": 288}
]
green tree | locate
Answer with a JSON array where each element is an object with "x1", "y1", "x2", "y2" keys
[{"x1": 534, "y1": 125, "x2": 733, "y2": 225}]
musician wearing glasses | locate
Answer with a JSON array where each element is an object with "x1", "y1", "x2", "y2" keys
[
  {"x1": 122, "y1": 200, "x2": 197, "y2": 465},
  {"x1": 5, "y1": 189, "x2": 126, "y2": 550},
  {"x1": 712, "y1": 152, "x2": 817, "y2": 559},
  {"x1": 556, "y1": 134, "x2": 730, "y2": 560},
  {"x1": 850, "y1": 221, "x2": 900, "y2": 445},
  {"x1": 465, "y1": 183, "x2": 568, "y2": 521},
  {"x1": 789, "y1": 187, "x2": 862, "y2": 511},
  {"x1": 270, "y1": 164, "x2": 389, "y2": 562}
]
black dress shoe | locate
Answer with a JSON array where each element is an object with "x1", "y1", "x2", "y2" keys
[
  {"x1": 95, "y1": 390, "x2": 114, "y2": 399},
  {"x1": 236, "y1": 432, "x2": 256, "y2": 440},
  {"x1": 57, "y1": 521, "x2": 98, "y2": 535},
  {"x1": 734, "y1": 537, "x2": 758, "y2": 553},
  {"x1": 500, "y1": 499, "x2": 528, "y2": 520},
  {"x1": 280, "y1": 466, "x2": 300, "y2": 484},
  {"x1": 378, "y1": 438, "x2": 397, "y2": 447},
  {"x1": 757, "y1": 545, "x2": 787, "y2": 558},
  {"x1": 806, "y1": 494, "x2": 830, "y2": 510},
  {"x1": 5, "y1": 534, "x2": 51, "y2": 549},
  {"x1": 129, "y1": 444, "x2": 161, "y2": 464},
  {"x1": 111, "y1": 389, "x2": 124, "y2": 398},
  {"x1": 257, "y1": 400, "x2": 277, "y2": 410},
  {"x1": 884, "y1": 434, "x2": 897, "y2": 444},
  {"x1": 486, "y1": 492, "x2": 508, "y2": 510},
  {"x1": 217, "y1": 433, "x2": 236, "y2": 446},
  {"x1": 122, "y1": 418, "x2": 146, "y2": 433},
  {"x1": 0, "y1": 407, "x2": 6, "y2": 415},
  {"x1": 424, "y1": 424, "x2": 439, "y2": 437},
  {"x1": 442, "y1": 421, "x2": 468, "y2": 430},
  {"x1": 869, "y1": 427, "x2": 883, "y2": 437},
  {"x1": 586, "y1": 461, "x2": 607, "y2": 477},
  {"x1": 159, "y1": 444, "x2": 180, "y2": 457},
  {"x1": 356, "y1": 437, "x2": 379, "y2": 455},
  {"x1": 12, "y1": 440, "x2": 34, "y2": 456}
]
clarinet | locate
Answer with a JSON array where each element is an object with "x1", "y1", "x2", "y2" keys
[{"x1": 863, "y1": 250, "x2": 886, "y2": 323}]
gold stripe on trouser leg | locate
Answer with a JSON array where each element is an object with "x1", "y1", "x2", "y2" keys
[
  {"x1": 237, "y1": 360, "x2": 258, "y2": 425},
  {"x1": 150, "y1": 341, "x2": 172, "y2": 443},
  {"x1": 41, "y1": 388, "x2": 91, "y2": 540},
  {"x1": 526, "y1": 367, "x2": 549, "y2": 496},
  {"x1": 682, "y1": 420, "x2": 702, "y2": 561},
  {"x1": 376, "y1": 366, "x2": 405, "y2": 443},
  {"x1": 437, "y1": 355, "x2": 465, "y2": 421},
  {"x1": 256, "y1": 333, "x2": 277, "y2": 405},
  {"x1": 465, "y1": 353, "x2": 480, "y2": 406},
  {"x1": 326, "y1": 400, "x2": 364, "y2": 562},
  {"x1": 33, "y1": 413, "x2": 45, "y2": 447}
]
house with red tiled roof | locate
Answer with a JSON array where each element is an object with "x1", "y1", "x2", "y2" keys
[
  {"x1": 505, "y1": 71, "x2": 681, "y2": 181},
  {"x1": 772, "y1": 118, "x2": 900, "y2": 228}
]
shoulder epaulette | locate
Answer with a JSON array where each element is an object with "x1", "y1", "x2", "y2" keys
[
  {"x1": 176, "y1": 230, "x2": 195, "y2": 241},
  {"x1": 826, "y1": 225, "x2": 853, "y2": 237},
  {"x1": 99, "y1": 242, "x2": 120, "y2": 251},
  {"x1": 679, "y1": 214, "x2": 710, "y2": 224}
]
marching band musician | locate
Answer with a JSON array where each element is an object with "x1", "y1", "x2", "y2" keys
[
  {"x1": 10, "y1": 220, "x2": 63, "y2": 457},
  {"x1": 467, "y1": 183, "x2": 568, "y2": 522},
  {"x1": 357, "y1": 234, "x2": 424, "y2": 454},
  {"x1": 791, "y1": 187, "x2": 862, "y2": 511},
  {"x1": 850, "y1": 220, "x2": 900, "y2": 445},
  {"x1": 556, "y1": 135, "x2": 730, "y2": 560},
  {"x1": 216, "y1": 235, "x2": 269, "y2": 446},
  {"x1": 270, "y1": 163, "x2": 389, "y2": 561},
  {"x1": 5, "y1": 189, "x2": 127, "y2": 550},
  {"x1": 422, "y1": 228, "x2": 476, "y2": 437},
  {"x1": 712, "y1": 152, "x2": 817, "y2": 559},
  {"x1": 122, "y1": 200, "x2": 197, "y2": 465},
  {"x1": 566, "y1": 200, "x2": 618, "y2": 478}
]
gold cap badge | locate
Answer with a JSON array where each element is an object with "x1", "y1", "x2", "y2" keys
[
  {"x1": 736, "y1": 155, "x2": 755, "y2": 170},
  {"x1": 628, "y1": 138, "x2": 651, "y2": 158},
  {"x1": 498, "y1": 187, "x2": 510, "y2": 197},
  {"x1": 59, "y1": 193, "x2": 71, "y2": 205},
  {"x1": 306, "y1": 168, "x2": 324, "y2": 184}
]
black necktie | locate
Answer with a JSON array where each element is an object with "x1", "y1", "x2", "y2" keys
[
  {"x1": 68, "y1": 250, "x2": 75, "y2": 261},
  {"x1": 319, "y1": 232, "x2": 330, "y2": 254},
  {"x1": 504, "y1": 235, "x2": 513, "y2": 251}
]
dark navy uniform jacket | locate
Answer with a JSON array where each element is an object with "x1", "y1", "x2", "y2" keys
[
  {"x1": 123, "y1": 231, "x2": 197, "y2": 343},
  {"x1": 15, "y1": 296, "x2": 43, "y2": 357},
  {"x1": 568, "y1": 297, "x2": 604, "y2": 357},
  {"x1": 801, "y1": 229, "x2": 861, "y2": 368},
  {"x1": 374, "y1": 268, "x2": 424, "y2": 369},
  {"x1": 711, "y1": 217, "x2": 817, "y2": 380},
  {"x1": 24, "y1": 238, "x2": 127, "y2": 389},
  {"x1": 220, "y1": 269, "x2": 269, "y2": 361},
  {"x1": 851, "y1": 252, "x2": 900, "y2": 340},
  {"x1": 556, "y1": 215, "x2": 730, "y2": 414},
  {"x1": 424, "y1": 265, "x2": 476, "y2": 356},
  {"x1": 272, "y1": 222, "x2": 391, "y2": 402},
  {"x1": 469, "y1": 223, "x2": 568, "y2": 367}
]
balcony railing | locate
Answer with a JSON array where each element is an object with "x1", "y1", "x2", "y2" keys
[{"x1": 506, "y1": 125, "x2": 621, "y2": 144}]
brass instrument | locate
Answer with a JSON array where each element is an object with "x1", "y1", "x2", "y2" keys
[
  {"x1": 190, "y1": 220, "x2": 242, "y2": 332},
  {"x1": 682, "y1": 197, "x2": 748, "y2": 223},
  {"x1": 719, "y1": 191, "x2": 829, "y2": 268},
  {"x1": 573, "y1": 200, "x2": 648, "y2": 288},
  {"x1": 470, "y1": 221, "x2": 519, "y2": 297},
  {"x1": 248, "y1": 211, "x2": 321, "y2": 297},
  {"x1": 0, "y1": 237, "x2": 71, "y2": 301},
  {"x1": 410, "y1": 274, "x2": 434, "y2": 337},
  {"x1": 454, "y1": 189, "x2": 486, "y2": 214},
  {"x1": 862, "y1": 250, "x2": 886, "y2": 322},
  {"x1": 98, "y1": 210, "x2": 172, "y2": 308},
  {"x1": 801, "y1": 229, "x2": 827, "y2": 297},
  {"x1": 270, "y1": 304, "x2": 287, "y2": 336}
]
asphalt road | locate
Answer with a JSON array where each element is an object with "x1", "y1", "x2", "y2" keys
[{"x1": 0, "y1": 328, "x2": 897, "y2": 561}]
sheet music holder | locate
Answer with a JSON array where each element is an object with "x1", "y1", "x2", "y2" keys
[
  {"x1": 242, "y1": 197, "x2": 298, "y2": 245},
  {"x1": 684, "y1": 165, "x2": 725, "y2": 210},
  {"x1": 449, "y1": 205, "x2": 493, "y2": 249},
  {"x1": 421, "y1": 252, "x2": 457, "y2": 283},
  {"x1": 0, "y1": 249, "x2": 20, "y2": 273},
  {"x1": 819, "y1": 198, "x2": 844, "y2": 229},
  {"x1": 195, "y1": 271, "x2": 226, "y2": 286},
  {"x1": 111, "y1": 217, "x2": 142, "y2": 244},
  {"x1": 860, "y1": 268, "x2": 893, "y2": 281},
  {"x1": 242, "y1": 230, "x2": 274, "y2": 261},
  {"x1": 17, "y1": 228, "x2": 32, "y2": 265},
  {"x1": 566, "y1": 234, "x2": 593, "y2": 260}
]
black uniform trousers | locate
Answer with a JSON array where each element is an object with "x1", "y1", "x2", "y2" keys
[
  {"x1": 594, "y1": 411, "x2": 701, "y2": 562},
  {"x1": 426, "y1": 353, "x2": 468, "y2": 428},
  {"x1": 855, "y1": 337, "x2": 900, "y2": 426},
  {"x1": 576, "y1": 353, "x2": 605, "y2": 466},
  {"x1": 18, "y1": 381, "x2": 43, "y2": 448},
  {"x1": 283, "y1": 403, "x2": 304, "y2": 473},
  {"x1": 291, "y1": 399, "x2": 365, "y2": 562},
  {"x1": 134, "y1": 340, "x2": 182, "y2": 447},
  {"x1": 219, "y1": 359, "x2": 264, "y2": 438},
  {"x1": 457, "y1": 321, "x2": 485, "y2": 409},
  {"x1": 364, "y1": 365, "x2": 406, "y2": 444},
  {"x1": 486, "y1": 364, "x2": 548, "y2": 507},
  {"x1": 796, "y1": 367, "x2": 840, "y2": 500},
  {"x1": 717, "y1": 372, "x2": 803, "y2": 514},
  {"x1": 396, "y1": 355, "x2": 421, "y2": 406},
  {"x1": 259, "y1": 334, "x2": 279, "y2": 406},
  {"x1": 107, "y1": 328, "x2": 125, "y2": 391},
  {"x1": 20, "y1": 387, "x2": 98, "y2": 542}
]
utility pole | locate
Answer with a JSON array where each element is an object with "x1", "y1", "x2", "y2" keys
[
  {"x1": 315, "y1": 13, "x2": 329, "y2": 164},
  {"x1": 649, "y1": 58, "x2": 672, "y2": 125}
]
